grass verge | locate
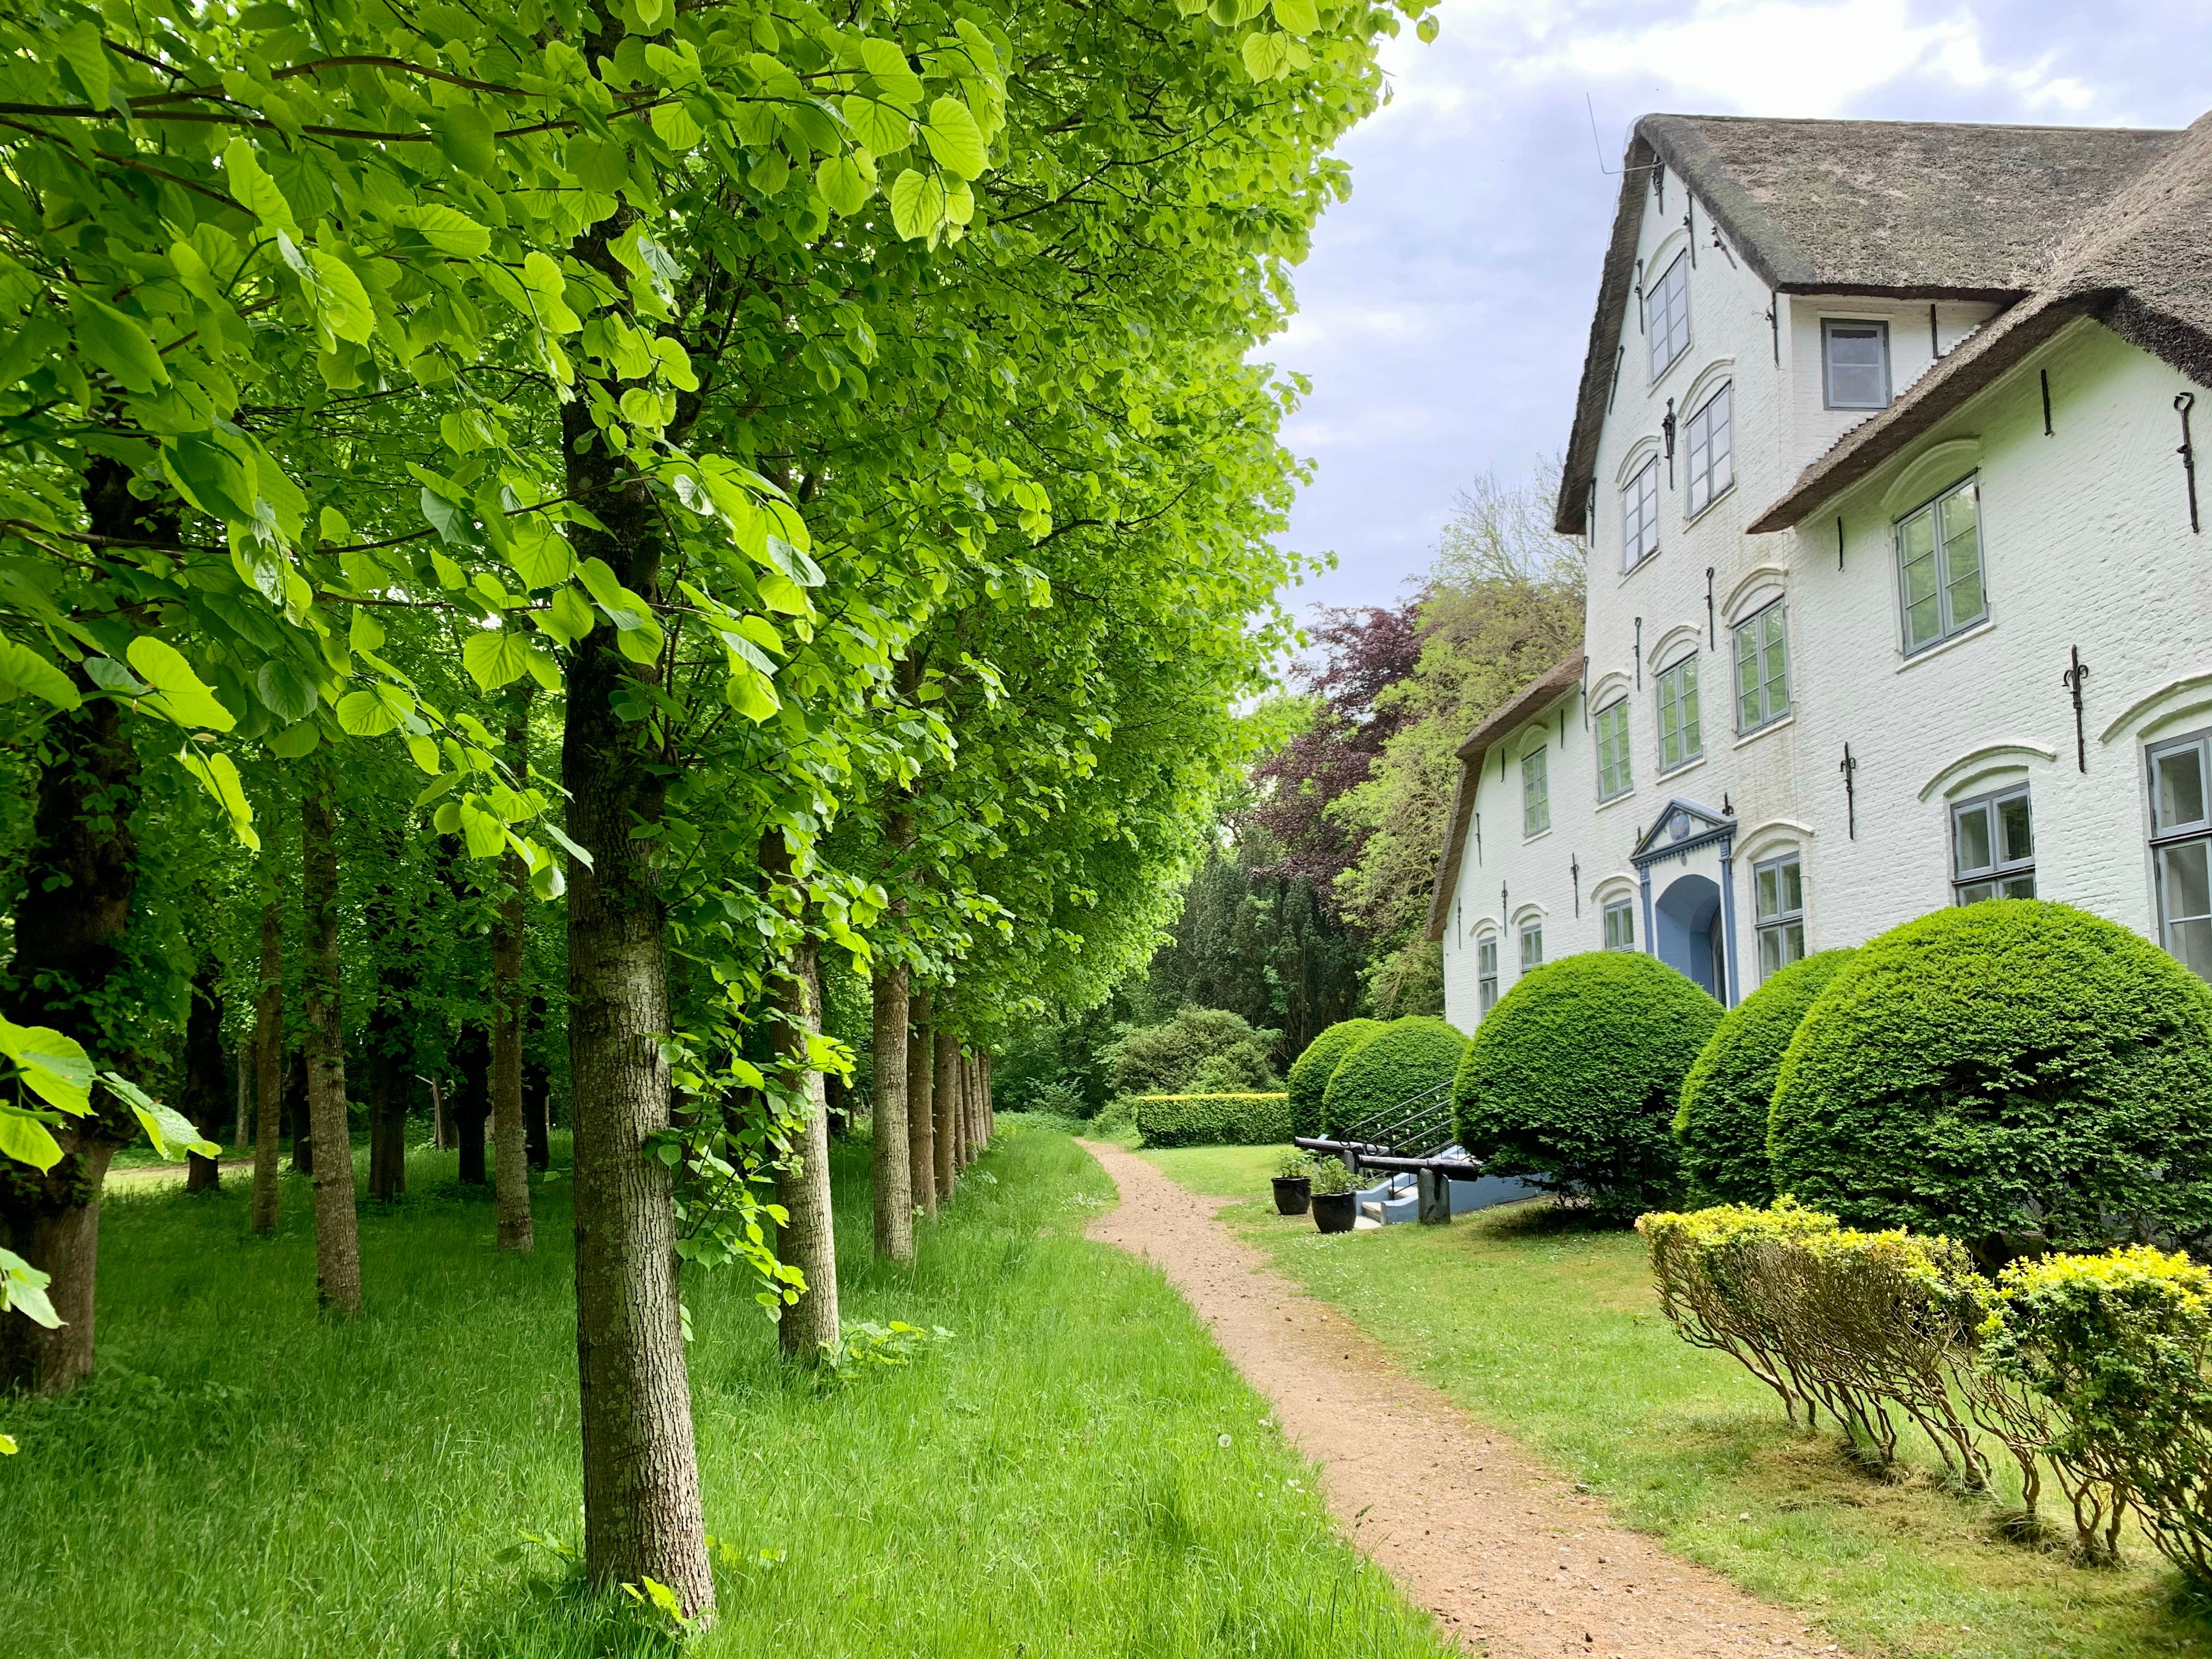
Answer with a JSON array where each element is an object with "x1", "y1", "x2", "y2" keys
[
  {"x1": 4, "y1": 1121, "x2": 1451, "y2": 1659},
  {"x1": 1174, "y1": 1180, "x2": 2212, "y2": 1659}
]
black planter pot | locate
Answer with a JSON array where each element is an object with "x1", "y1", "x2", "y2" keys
[
  {"x1": 1272, "y1": 1176, "x2": 1312, "y2": 1216},
  {"x1": 1311, "y1": 1190, "x2": 1357, "y2": 1234}
]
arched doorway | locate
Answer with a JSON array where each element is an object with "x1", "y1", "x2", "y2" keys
[{"x1": 1655, "y1": 872, "x2": 1726, "y2": 1001}]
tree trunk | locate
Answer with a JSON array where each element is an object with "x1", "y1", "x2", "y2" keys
[
  {"x1": 933, "y1": 1029, "x2": 958, "y2": 1200},
  {"x1": 286, "y1": 1047, "x2": 311, "y2": 1175},
  {"x1": 0, "y1": 458, "x2": 156, "y2": 1393},
  {"x1": 450, "y1": 1022, "x2": 491, "y2": 1186},
  {"x1": 982, "y1": 1052, "x2": 993, "y2": 1143},
  {"x1": 364, "y1": 835, "x2": 417, "y2": 1205},
  {"x1": 302, "y1": 766, "x2": 362, "y2": 1315},
  {"x1": 907, "y1": 986, "x2": 935, "y2": 1221},
  {"x1": 183, "y1": 954, "x2": 228, "y2": 1193},
  {"x1": 251, "y1": 883, "x2": 284, "y2": 1235},
  {"x1": 557, "y1": 272, "x2": 711, "y2": 1612},
  {"x1": 870, "y1": 962, "x2": 912, "y2": 1261},
  {"x1": 234, "y1": 1039, "x2": 249, "y2": 1148},
  {"x1": 492, "y1": 689, "x2": 533, "y2": 1252},
  {"x1": 774, "y1": 938, "x2": 839, "y2": 1359}
]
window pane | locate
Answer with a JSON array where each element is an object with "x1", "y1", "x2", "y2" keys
[
  {"x1": 2161, "y1": 840, "x2": 2212, "y2": 924},
  {"x1": 1756, "y1": 865, "x2": 1778, "y2": 921},
  {"x1": 2157, "y1": 744, "x2": 2209, "y2": 832},
  {"x1": 1782, "y1": 921, "x2": 1806, "y2": 964},
  {"x1": 1758, "y1": 927, "x2": 1784, "y2": 980},
  {"x1": 1942, "y1": 486, "x2": 1985, "y2": 628},
  {"x1": 1898, "y1": 509, "x2": 1940, "y2": 650},
  {"x1": 2172, "y1": 918, "x2": 2212, "y2": 982},
  {"x1": 1998, "y1": 793, "x2": 2033, "y2": 863},
  {"x1": 1955, "y1": 803, "x2": 1993, "y2": 875},
  {"x1": 1734, "y1": 619, "x2": 1760, "y2": 728},
  {"x1": 2001, "y1": 873, "x2": 2037, "y2": 899},
  {"x1": 1825, "y1": 324, "x2": 1888, "y2": 408},
  {"x1": 1648, "y1": 256, "x2": 1689, "y2": 378},
  {"x1": 1957, "y1": 878, "x2": 1999, "y2": 905},
  {"x1": 1679, "y1": 663, "x2": 1701, "y2": 759},
  {"x1": 1779, "y1": 858, "x2": 1803, "y2": 914},
  {"x1": 1522, "y1": 748, "x2": 1549, "y2": 836}
]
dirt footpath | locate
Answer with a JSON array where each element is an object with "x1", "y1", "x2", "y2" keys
[{"x1": 1077, "y1": 1141, "x2": 1844, "y2": 1659}]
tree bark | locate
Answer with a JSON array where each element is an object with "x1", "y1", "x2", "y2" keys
[
  {"x1": 907, "y1": 986, "x2": 935, "y2": 1221},
  {"x1": 450, "y1": 1021, "x2": 491, "y2": 1186},
  {"x1": 492, "y1": 690, "x2": 533, "y2": 1252},
  {"x1": 933, "y1": 1029, "x2": 957, "y2": 1200},
  {"x1": 0, "y1": 458, "x2": 156, "y2": 1393},
  {"x1": 557, "y1": 255, "x2": 712, "y2": 1611},
  {"x1": 182, "y1": 954, "x2": 228, "y2": 1193},
  {"x1": 302, "y1": 765, "x2": 362, "y2": 1314},
  {"x1": 773, "y1": 937, "x2": 839, "y2": 1359},
  {"x1": 870, "y1": 962, "x2": 912, "y2": 1261},
  {"x1": 286, "y1": 1047, "x2": 311, "y2": 1175},
  {"x1": 251, "y1": 882, "x2": 284, "y2": 1235}
]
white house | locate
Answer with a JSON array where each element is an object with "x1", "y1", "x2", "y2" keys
[{"x1": 1430, "y1": 109, "x2": 2212, "y2": 1030}]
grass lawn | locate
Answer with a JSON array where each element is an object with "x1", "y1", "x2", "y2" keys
[
  {"x1": 1161, "y1": 1180, "x2": 2212, "y2": 1659},
  {"x1": 1138, "y1": 1142, "x2": 1292, "y2": 1197},
  {"x1": 3, "y1": 1120, "x2": 1451, "y2": 1659}
]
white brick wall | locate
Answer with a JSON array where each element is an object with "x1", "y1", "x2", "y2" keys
[{"x1": 1441, "y1": 177, "x2": 2212, "y2": 1032}]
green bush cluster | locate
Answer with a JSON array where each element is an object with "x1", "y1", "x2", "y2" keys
[
  {"x1": 1105, "y1": 1007, "x2": 1283, "y2": 1097},
  {"x1": 1319, "y1": 1016, "x2": 1464, "y2": 1133},
  {"x1": 1643, "y1": 1201, "x2": 2212, "y2": 1578},
  {"x1": 1771, "y1": 900, "x2": 2212, "y2": 1260},
  {"x1": 1673, "y1": 950, "x2": 1854, "y2": 1206},
  {"x1": 1457, "y1": 952, "x2": 1719, "y2": 1222},
  {"x1": 1285, "y1": 1018, "x2": 1384, "y2": 1138},
  {"x1": 1131, "y1": 1093, "x2": 1291, "y2": 1149}
]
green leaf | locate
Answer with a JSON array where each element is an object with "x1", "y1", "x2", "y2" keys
[
  {"x1": 855, "y1": 37, "x2": 924, "y2": 106},
  {"x1": 435, "y1": 105, "x2": 499, "y2": 174},
  {"x1": 1242, "y1": 30, "x2": 1293, "y2": 81},
  {"x1": 103, "y1": 1073, "x2": 217, "y2": 1161},
  {"x1": 1272, "y1": 0, "x2": 1319, "y2": 30},
  {"x1": 1417, "y1": 13, "x2": 1439, "y2": 42},
  {"x1": 537, "y1": 585, "x2": 598, "y2": 646},
  {"x1": 72, "y1": 294, "x2": 168, "y2": 393},
  {"x1": 0, "y1": 1242, "x2": 59, "y2": 1327},
  {"x1": 842, "y1": 97, "x2": 913, "y2": 157},
  {"x1": 174, "y1": 744, "x2": 259, "y2": 851},
  {"x1": 407, "y1": 734, "x2": 442, "y2": 775},
  {"x1": 335, "y1": 689, "x2": 398, "y2": 736},
  {"x1": 400, "y1": 205, "x2": 492, "y2": 258},
  {"x1": 505, "y1": 523, "x2": 574, "y2": 589},
  {"x1": 519, "y1": 252, "x2": 581, "y2": 334},
  {"x1": 816, "y1": 154, "x2": 873, "y2": 217},
  {"x1": 162, "y1": 432, "x2": 258, "y2": 526},
  {"x1": 462, "y1": 630, "x2": 533, "y2": 691},
  {"x1": 222, "y1": 139, "x2": 297, "y2": 234},
  {"x1": 254, "y1": 658, "x2": 319, "y2": 722},
  {"x1": 459, "y1": 801, "x2": 507, "y2": 859},
  {"x1": 921, "y1": 98, "x2": 988, "y2": 180},
  {"x1": 128, "y1": 637, "x2": 237, "y2": 731},
  {"x1": 267, "y1": 722, "x2": 320, "y2": 758},
  {"x1": 55, "y1": 19, "x2": 110, "y2": 109},
  {"x1": 307, "y1": 246, "x2": 376, "y2": 345},
  {"x1": 0, "y1": 636, "x2": 81, "y2": 711},
  {"x1": 889, "y1": 170, "x2": 947, "y2": 241},
  {"x1": 0, "y1": 1018, "x2": 93, "y2": 1115},
  {"x1": 0, "y1": 1107, "x2": 62, "y2": 1174}
]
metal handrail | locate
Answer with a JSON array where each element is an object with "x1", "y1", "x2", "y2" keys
[{"x1": 1338, "y1": 1080, "x2": 1453, "y2": 1150}]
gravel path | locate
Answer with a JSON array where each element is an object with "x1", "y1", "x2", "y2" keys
[{"x1": 1077, "y1": 1140, "x2": 1846, "y2": 1659}]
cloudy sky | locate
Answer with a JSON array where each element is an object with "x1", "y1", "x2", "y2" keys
[{"x1": 1274, "y1": 0, "x2": 2212, "y2": 618}]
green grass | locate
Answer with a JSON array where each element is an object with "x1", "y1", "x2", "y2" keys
[
  {"x1": 4, "y1": 1121, "x2": 1452, "y2": 1659},
  {"x1": 1194, "y1": 1191, "x2": 2212, "y2": 1659},
  {"x1": 1139, "y1": 1142, "x2": 1293, "y2": 1198}
]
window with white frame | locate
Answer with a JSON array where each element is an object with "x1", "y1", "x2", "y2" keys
[
  {"x1": 2147, "y1": 730, "x2": 2212, "y2": 979},
  {"x1": 1603, "y1": 899, "x2": 1635, "y2": 951},
  {"x1": 1519, "y1": 921, "x2": 1544, "y2": 974},
  {"x1": 1622, "y1": 458, "x2": 1660, "y2": 569},
  {"x1": 1823, "y1": 319, "x2": 1891, "y2": 410},
  {"x1": 1646, "y1": 253, "x2": 1689, "y2": 379},
  {"x1": 1656, "y1": 654, "x2": 1701, "y2": 772},
  {"x1": 1476, "y1": 936, "x2": 1499, "y2": 1014},
  {"x1": 1953, "y1": 785, "x2": 2035, "y2": 903},
  {"x1": 1897, "y1": 477, "x2": 1987, "y2": 654},
  {"x1": 1521, "y1": 745, "x2": 1550, "y2": 837},
  {"x1": 1685, "y1": 383, "x2": 1733, "y2": 517},
  {"x1": 1594, "y1": 699, "x2": 1632, "y2": 800},
  {"x1": 1733, "y1": 600, "x2": 1789, "y2": 733},
  {"x1": 1754, "y1": 853, "x2": 1805, "y2": 980}
]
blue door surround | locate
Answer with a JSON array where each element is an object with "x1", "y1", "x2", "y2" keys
[{"x1": 1631, "y1": 799, "x2": 1740, "y2": 1006}]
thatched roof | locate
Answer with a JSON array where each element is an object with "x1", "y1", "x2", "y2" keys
[{"x1": 1556, "y1": 113, "x2": 2187, "y2": 535}]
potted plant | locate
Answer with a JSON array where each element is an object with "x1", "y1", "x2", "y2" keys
[
  {"x1": 1271, "y1": 1150, "x2": 1315, "y2": 1215},
  {"x1": 1309, "y1": 1159, "x2": 1359, "y2": 1234}
]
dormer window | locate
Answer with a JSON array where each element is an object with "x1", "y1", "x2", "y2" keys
[
  {"x1": 1823, "y1": 319, "x2": 1892, "y2": 410},
  {"x1": 1646, "y1": 253, "x2": 1689, "y2": 380}
]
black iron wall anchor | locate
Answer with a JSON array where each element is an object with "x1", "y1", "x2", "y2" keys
[
  {"x1": 1711, "y1": 226, "x2": 1736, "y2": 269},
  {"x1": 2179, "y1": 392, "x2": 2201, "y2": 534},
  {"x1": 1473, "y1": 810, "x2": 1482, "y2": 862},
  {"x1": 2062, "y1": 646, "x2": 2091, "y2": 772},
  {"x1": 2041, "y1": 369, "x2": 2054, "y2": 437},
  {"x1": 1662, "y1": 399, "x2": 1678, "y2": 486},
  {"x1": 1764, "y1": 297, "x2": 1780, "y2": 365},
  {"x1": 1706, "y1": 567, "x2": 1716, "y2": 647},
  {"x1": 1607, "y1": 344, "x2": 1625, "y2": 411},
  {"x1": 1571, "y1": 854, "x2": 1581, "y2": 916},
  {"x1": 1684, "y1": 197, "x2": 1696, "y2": 266},
  {"x1": 1928, "y1": 304, "x2": 1942, "y2": 360},
  {"x1": 1836, "y1": 516, "x2": 1846, "y2": 571},
  {"x1": 1634, "y1": 617, "x2": 1644, "y2": 687},
  {"x1": 1840, "y1": 744, "x2": 1859, "y2": 839}
]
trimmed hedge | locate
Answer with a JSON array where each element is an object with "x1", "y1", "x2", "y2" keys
[
  {"x1": 1770, "y1": 899, "x2": 2212, "y2": 1259},
  {"x1": 1132, "y1": 1093, "x2": 1292, "y2": 1148},
  {"x1": 1456, "y1": 951, "x2": 1721, "y2": 1223},
  {"x1": 1673, "y1": 950, "x2": 1855, "y2": 1206},
  {"x1": 1287, "y1": 1018, "x2": 1385, "y2": 1137},
  {"x1": 1320, "y1": 1016, "x2": 1466, "y2": 1132}
]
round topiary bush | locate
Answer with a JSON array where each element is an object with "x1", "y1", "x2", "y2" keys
[
  {"x1": 1456, "y1": 952, "x2": 1722, "y2": 1223},
  {"x1": 1674, "y1": 950, "x2": 1857, "y2": 1207},
  {"x1": 1320, "y1": 1016, "x2": 1466, "y2": 1133},
  {"x1": 1287, "y1": 1018, "x2": 1385, "y2": 1137},
  {"x1": 1770, "y1": 900, "x2": 2212, "y2": 1260}
]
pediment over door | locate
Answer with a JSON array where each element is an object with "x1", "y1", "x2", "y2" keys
[{"x1": 1630, "y1": 798, "x2": 1735, "y2": 868}]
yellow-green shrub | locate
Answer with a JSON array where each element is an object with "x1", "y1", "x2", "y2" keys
[{"x1": 1131, "y1": 1093, "x2": 1291, "y2": 1149}]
